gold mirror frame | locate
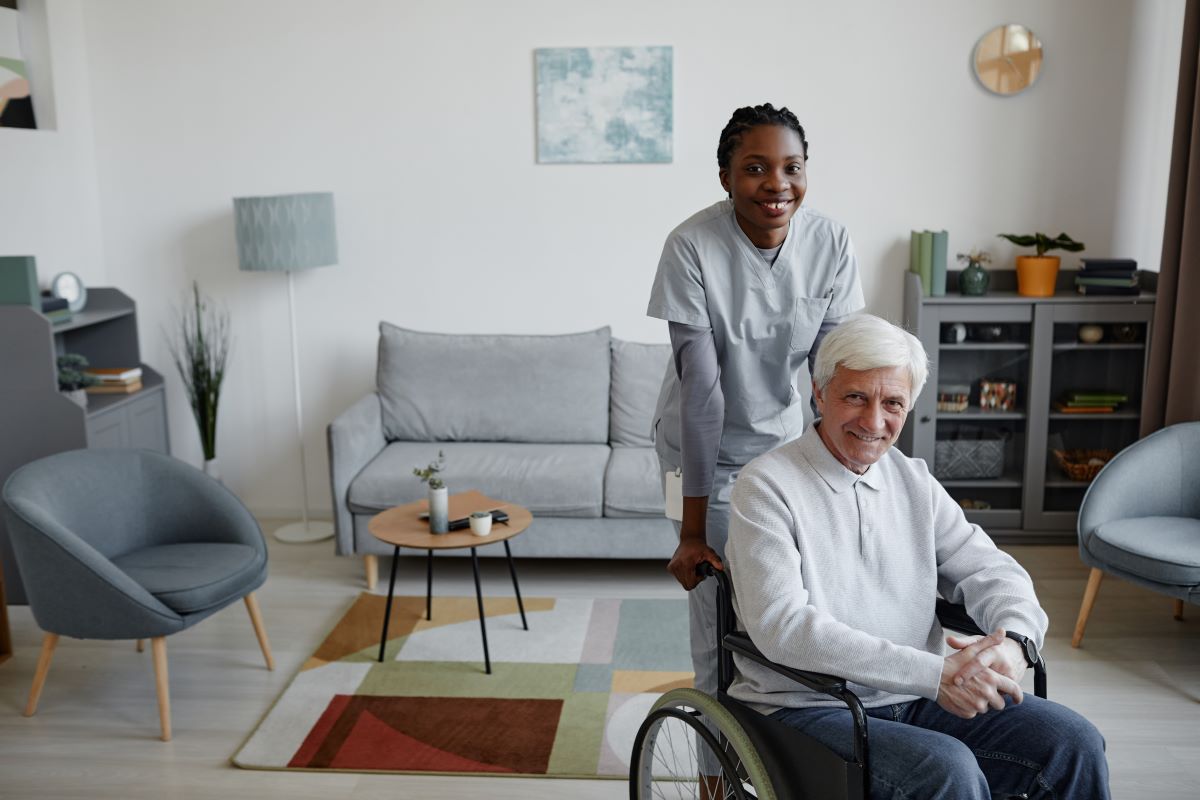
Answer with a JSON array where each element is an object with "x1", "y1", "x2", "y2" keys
[{"x1": 973, "y1": 24, "x2": 1043, "y2": 96}]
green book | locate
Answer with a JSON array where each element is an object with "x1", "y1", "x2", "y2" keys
[
  {"x1": 1075, "y1": 276, "x2": 1138, "y2": 287},
  {"x1": 0, "y1": 256, "x2": 38, "y2": 306},
  {"x1": 1067, "y1": 392, "x2": 1128, "y2": 403},
  {"x1": 910, "y1": 230, "x2": 920, "y2": 275},
  {"x1": 931, "y1": 230, "x2": 948, "y2": 297},
  {"x1": 918, "y1": 231, "x2": 933, "y2": 296}
]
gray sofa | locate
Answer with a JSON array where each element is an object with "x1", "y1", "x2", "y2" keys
[{"x1": 327, "y1": 323, "x2": 678, "y2": 587}]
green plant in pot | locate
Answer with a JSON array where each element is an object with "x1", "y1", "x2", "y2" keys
[
  {"x1": 997, "y1": 232, "x2": 1085, "y2": 297},
  {"x1": 57, "y1": 353, "x2": 99, "y2": 408},
  {"x1": 413, "y1": 451, "x2": 448, "y2": 533},
  {"x1": 169, "y1": 282, "x2": 230, "y2": 480}
]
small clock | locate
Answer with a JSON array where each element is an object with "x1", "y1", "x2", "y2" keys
[{"x1": 50, "y1": 272, "x2": 87, "y2": 312}]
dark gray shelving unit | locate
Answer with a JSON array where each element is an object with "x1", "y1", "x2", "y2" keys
[
  {"x1": 900, "y1": 270, "x2": 1155, "y2": 542},
  {"x1": 0, "y1": 288, "x2": 169, "y2": 603}
]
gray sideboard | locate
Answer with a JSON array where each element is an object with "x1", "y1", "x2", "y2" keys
[{"x1": 0, "y1": 288, "x2": 169, "y2": 603}]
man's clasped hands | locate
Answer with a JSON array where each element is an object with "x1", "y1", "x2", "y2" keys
[{"x1": 938, "y1": 630, "x2": 1028, "y2": 719}]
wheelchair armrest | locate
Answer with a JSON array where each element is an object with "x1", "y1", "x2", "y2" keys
[
  {"x1": 935, "y1": 598, "x2": 985, "y2": 637},
  {"x1": 722, "y1": 631, "x2": 848, "y2": 696}
]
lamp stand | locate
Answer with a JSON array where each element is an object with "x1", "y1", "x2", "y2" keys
[{"x1": 274, "y1": 270, "x2": 334, "y2": 544}]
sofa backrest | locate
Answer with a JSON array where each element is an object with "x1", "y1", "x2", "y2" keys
[
  {"x1": 610, "y1": 338, "x2": 672, "y2": 447},
  {"x1": 377, "y1": 323, "x2": 611, "y2": 443}
]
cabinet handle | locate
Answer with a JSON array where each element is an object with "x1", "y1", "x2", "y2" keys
[{"x1": 920, "y1": 415, "x2": 931, "y2": 423}]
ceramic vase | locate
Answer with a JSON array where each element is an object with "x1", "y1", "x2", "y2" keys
[
  {"x1": 428, "y1": 486, "x2": 449, "y2": 534},
  {"x1": 1015, "y1": 255, "x2": 1060, "y2": 297},
  {"x1": 203, "y1": 458, "x2": 222, "y2": 483},
  {"x1": 64, "y1": 388, "x2": 88, "y2": 409},
  {"x1": 959, "y1": 262, "x2": 991, "y2": 296}
]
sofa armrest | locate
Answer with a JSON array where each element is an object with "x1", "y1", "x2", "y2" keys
[{"x1": 327, "y1": 392, "x2": 386, "y2": 555}]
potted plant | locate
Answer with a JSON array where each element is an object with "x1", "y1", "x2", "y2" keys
[
  {"x1": 413, "y1": 451, "x2": 448, "y2": 533},
  {"x1": 169, "y1": 282, "x2": 231, "y2": 480},
  {"x1": 955, "y1": 249, "x2": 992, "y2": 296},
  {"x1": 57, "y1": 353, "x2": 98, "y2": 408},
  {"x1": 997, "y1": 232, "x2": 1085, "y2": 297}
]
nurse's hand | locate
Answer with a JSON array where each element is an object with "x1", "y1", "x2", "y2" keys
[{"x1": 668, "y1": 538, "x2": 723, "y2": 591}]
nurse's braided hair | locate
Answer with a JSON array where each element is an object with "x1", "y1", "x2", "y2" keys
[{"x1": 716, "y1": 103, "x2": 808, "y2": 169}]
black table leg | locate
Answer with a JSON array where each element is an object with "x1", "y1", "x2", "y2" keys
[
  {"x1": 470, "y1": 547, "x2": 491, "y2": 674},
  {"x1": 378, "y1": 545, "x2": 401, "y2": 662},
  {"x1": 425, "y1": 549, "x2": 433, "y2": 621},
  {"x1": 503, "y1": 540, "x2": 528, "y2": 630}
]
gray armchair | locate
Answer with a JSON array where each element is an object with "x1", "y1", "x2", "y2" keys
[
  {"x1": 1, "y1": 449, "x2": 273, "y2": 740},
  {"x1": 1072, "y1": 421, "x2": 1200, "y2": 647}
]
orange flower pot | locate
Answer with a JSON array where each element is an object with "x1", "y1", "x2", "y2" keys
[{"x1": 1015, "y1": 255, "x2": 1060, "y2": 297}]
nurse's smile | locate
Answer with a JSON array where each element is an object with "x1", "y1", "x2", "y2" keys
[{"x1": 719, "y1": 124, "x2": 808, "y2": 249}]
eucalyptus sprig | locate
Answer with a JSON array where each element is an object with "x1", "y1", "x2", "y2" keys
[{"x1": 413, "y1": 450, "x2": 446, "y2": 490}]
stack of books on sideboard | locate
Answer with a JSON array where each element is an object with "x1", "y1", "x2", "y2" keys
[
  {"x1": 1075, "y1": 259, "x2": 1139, "y2": 295},
  {"x1": 85, "y1": 366, "x2": 143, "y2": 394}
]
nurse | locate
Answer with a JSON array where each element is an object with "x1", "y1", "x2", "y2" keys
[{"x1": 646, "y1": 103, "x2": 865, "y2": 698}]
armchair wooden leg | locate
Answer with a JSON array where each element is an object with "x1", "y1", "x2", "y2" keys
[
  {"x1": 243, "y1": 593, "x2": 274, "y2": 670},
  {"x1": 136, "y1": 639, "x2": 145, "y2": 652},
  {"x1": 1072, "y1": 568, "x2": 1105, "y2": 648},
  {"x1": 365, "y1": 554, "x2": 378, "y2": 591},
  {"x1": 151, "y1": 637, "x2": 171, "y2": 742},
  {"x1": 24, "y1": 633, "x2": 59, "y2": 716},
  {"x1": 1174, "y1": 599, "x2": 1185, "y2": 621}
]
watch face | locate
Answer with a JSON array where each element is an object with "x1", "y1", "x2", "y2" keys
[{"x1": 50, "y1": 272, "x2": 88, "y2": 312}]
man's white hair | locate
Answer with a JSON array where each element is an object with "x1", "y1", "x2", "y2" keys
[{"x1": 812, "y1": 314, "x2": 929, "y2": 397}]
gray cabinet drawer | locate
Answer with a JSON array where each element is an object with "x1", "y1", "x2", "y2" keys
[{"x1": 84, "y1": 389, "x2": 169, "y2": 453}]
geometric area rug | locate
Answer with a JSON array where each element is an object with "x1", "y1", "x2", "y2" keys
[{"x1": 233, "y1": 593, "x2": 692, "y2": 777}]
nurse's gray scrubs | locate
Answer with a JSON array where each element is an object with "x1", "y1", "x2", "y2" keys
[{"x1": 647, "y1": 198, "x2": 864, "y2": 698}]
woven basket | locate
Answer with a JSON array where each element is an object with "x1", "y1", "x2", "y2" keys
[
  {"x1": 935, "y1": 436, "x2": 1004, "y2": 480},
  {"x1": 1053, "y1": 449, "x2": 1114, "y2": 482}
]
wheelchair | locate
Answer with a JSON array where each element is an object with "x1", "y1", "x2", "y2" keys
[{"x1": 629, "y1": 563, "x2": 1048, "y2": 800}]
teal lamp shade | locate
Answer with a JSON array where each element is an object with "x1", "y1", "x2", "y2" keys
[{"x1": 233, "y1": 192, "x2": 338, "y2": 272}]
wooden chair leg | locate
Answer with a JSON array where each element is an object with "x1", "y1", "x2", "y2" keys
[
  {"x1": 151, "y1": 637, "x2": 171, "y2": 741},
  {"x1": 243, "y1": 593, "x2": 274, "y2": 670},
  {"x1": 1072, "y1": 568, "x2": 1105, "y2": 648},
  {"x1": 1174, "y1": 599, "x2": 1185, "y2": 621},
  {"x1": 136, "y1": 639, "x2": 145, "y2": 652},
  {"x1": 24, "y1": 633, "x2": 59, "y2": 716},
  {"x1": 365, "y1": 554, "x2": 378, "y2": 591}
]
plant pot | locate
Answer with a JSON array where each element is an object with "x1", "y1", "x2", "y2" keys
[
  {"x1": 428, "y1": 486, "x2": 449, "y2": 534},
  {"x1": 959, "y1": 262, "x2": 991, "y2": 296},
  {"x1": 203, "y1": 458, "x2": 222, "y2": 483},
  {"x1": 1015, "y1": 255, "x2": 1060, "y2": 297},
  {"x1": 63, "y1": 388, "x2": 88, "y2": 409}
]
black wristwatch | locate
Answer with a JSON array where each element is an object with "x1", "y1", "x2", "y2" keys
[{"x1": 1005, "y1": 631, "x2": 1040, "y2": 667}]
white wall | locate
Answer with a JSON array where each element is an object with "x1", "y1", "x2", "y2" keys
[{"x1": 58, "y1": 0, "x2": 1184, "y2": 516}]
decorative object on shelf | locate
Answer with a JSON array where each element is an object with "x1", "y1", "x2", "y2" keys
[
  {"x1": 979, "y1": 380, "x2": 1017, "y2": 411},
  {"x1": 535, "y1": 46, "x2": 673, "y2": 164},
  {"x1": 970, "y1": 323, "x2": 1007, "y2": 342},
  {"x1": 469, "y1": 510, "x2": 493, "y2": 537},
  {"x1": 956, "y1": 249, "x2": 992, "y2": 296},
  {"x1": 84, "y1": 365, "x2": 142, "y2": 394},
  {"x1": 1053, "y1": 391, "x2": 1127, "y2": 413},
  {"x1": 998, "y1": 232, "x2": 1085, "y2": 297},
  {"x1": 1076, "y1": 258, "x2": 1139, "y2": 296},
  {"x1": 56, "y1": 353, "x2": 98, "y2": 408},
  {"x1": 941, "y1": 322, "x2": 968, "y2": 344},
  {"x1": 909, "y1": 230, "x2": 947, "y2": 296},
  {"x1": 169, "y1": 281, "x2": 230, "y2": 482},
  {"x1": 39, "y1": 294, "x2": 70, "y2": 324},
  {"x1": 235, "y1": 191, "x2": 339, "y2": 543},
  {"x1": 49, "y1": 271, "x2": 87, "y2": 312},
  {"x1": 957, "y1": 498, "x2": 993, "y2": 511},
  {"x1": 1110, "y1": 323, "x2": 1139, "y2": 343},
  {"x1": 413, "y1": 451, "x2": 448, "y2": 534},
  {"x1": 1077, "y1": 324, "x2": 1104, "y2": 344},
  {"x1": 973, "y1": 24, "x2": 1043, "y2": 96},
  {"x1": 937, "y1": 384, "x2": 970, "y2": 413},
  {"x1": 1052, "y1": 449, "x2": 1114, "y2": 482},
  {"x1": 934, "y1": 428, "x2": 1005, "y2": 480},
  {"x1": 0, "y1": 255, "x2": 38, "y2": 306}
]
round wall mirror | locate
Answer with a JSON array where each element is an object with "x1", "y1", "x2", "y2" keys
[{"x1": 973, "y1": 24, "x2": 1043, "y2": 96}]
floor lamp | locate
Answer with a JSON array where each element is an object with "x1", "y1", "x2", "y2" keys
[{"x1": 233, "y1": 192, "x2": 339, "y2": 543}]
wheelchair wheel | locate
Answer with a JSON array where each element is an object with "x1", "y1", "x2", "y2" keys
[{"x1": 630, "y1": 688, "x2": 777, "y2": 800}]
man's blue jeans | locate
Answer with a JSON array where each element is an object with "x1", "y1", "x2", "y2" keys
[{"x1": 770, "y1": 695, "x2": 1109, "y2": 799}]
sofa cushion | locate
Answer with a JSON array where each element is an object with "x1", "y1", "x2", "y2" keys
[
  {"x1": 377, "y1": 324, "x2": 611, "y2": 444},
  {"x1": 610, "y1": 339, "x2": 672, "y2": 447},
  {"x1": 1087, "y1": 516, "x2": 1200, "y2": 586},
  {"x1": 349, "y1": 441, "x2": 610, "y2": 518},
  {"x1": 604, "y1": 446, "x2": 666, "y2": 518},
  {"x1": 111, "y1": 543, "x2": 266, "y2": 615}
]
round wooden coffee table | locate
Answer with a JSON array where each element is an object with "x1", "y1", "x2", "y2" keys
[{"x1": 368, "y1": 490, "x2": 533, "y2": 674}]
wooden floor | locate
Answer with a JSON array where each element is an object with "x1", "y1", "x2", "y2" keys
[{"x1": 0, "y1": 524, "x2": 1196, "y2": 799}]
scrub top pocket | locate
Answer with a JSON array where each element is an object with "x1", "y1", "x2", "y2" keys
[{"x1": 790, "y1": 295, "x2": 832, "y2": 351}]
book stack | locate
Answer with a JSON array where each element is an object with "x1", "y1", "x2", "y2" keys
[
  {"x1": 909, "y1": 230, "x2": 949, "y2": 296},
  {"x1": 85, "y1": 366, "x2": 143, "y2": 394},
  {"x1": 1075, "y1": 258, "x2": 1138, "y2": 296},
  {"x1": 1053, "y1": 391, "x2": 1127, "y2": 413},
  {"x1": 40, "y1": 295, "x2": 72, "y2": 325}
]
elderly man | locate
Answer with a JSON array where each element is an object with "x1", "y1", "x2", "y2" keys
[{"x1": 724, "y1": 314, "x2": 1109, "y2": 799}]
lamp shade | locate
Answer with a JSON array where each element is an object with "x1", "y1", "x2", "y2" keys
[{"x1": 233, "y1": 192, "x2": 338, "y2": 272}]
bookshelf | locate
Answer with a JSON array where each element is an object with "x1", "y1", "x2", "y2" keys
[{"x1": 0, "y1": 288, "x2": 169, "y2": 604}]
